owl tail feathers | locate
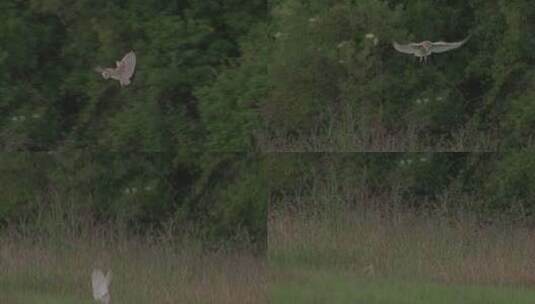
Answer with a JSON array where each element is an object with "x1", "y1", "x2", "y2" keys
[{"x1": 120, "y1": 78, "x2": 131, "y2": 86}]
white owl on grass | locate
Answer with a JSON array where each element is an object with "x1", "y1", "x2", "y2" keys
[{"x1": 92, "y1": 269, "x2": 112, "y2": 304}]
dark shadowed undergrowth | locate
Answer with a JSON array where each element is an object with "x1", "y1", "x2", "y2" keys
[{"x1": 258, "y1": 118, "x2": 501, "y2": 152}]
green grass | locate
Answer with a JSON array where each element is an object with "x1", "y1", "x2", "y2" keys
[
  {"x1": 0, "y1": 289, "x2": 91, "y2": 304},
  {"x1": 0, "y1": 234, "x2": 266, "y2": 304},
  {"x1": 269, "y1": 205, "x2": 535, "y2": 304},
  {"x1": 271, "y1": 266, "x2": 535, "y2": 304}
]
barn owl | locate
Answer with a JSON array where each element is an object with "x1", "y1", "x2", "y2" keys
[
  {"x1": 92, "y1": 269, "x2": 112, "y2": 304},
  {"x1": 95, "y1": 51, "x2": 136, "y2": 86},
  {"x1": 392, "y1": 36, "x2": 470, "y2": 63}
]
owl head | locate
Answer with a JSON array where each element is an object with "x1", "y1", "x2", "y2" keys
[
  {"x1": 94, "y1": 67, "x2": 111, "y2": 79},
  {"x1": 420, "y1": 41, "x2": 433, "y2": 51},
  {"x1": 101, "y1": 70, "x2": 111, "y2": 79}
]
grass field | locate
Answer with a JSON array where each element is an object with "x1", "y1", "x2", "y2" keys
[
  {"x1": 0, "y1": 227, "x2": 266, "y2": 304},
  {"x1": 271, "y1": 266, "x2": 535, "y2": 304},
  {"x1": 269, "y1": 203, "x2": 535, "y2": 303}
]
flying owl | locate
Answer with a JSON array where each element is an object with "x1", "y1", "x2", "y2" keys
[
  {"x1": 92, "y1": 269, "x2": 112, "y2": 304},
  {"x1": 392, "y1": 36, "x2": 470, "y2": 63},
  {"x1": 95, "y1": 51, "x2": 136, "y2": 86}
]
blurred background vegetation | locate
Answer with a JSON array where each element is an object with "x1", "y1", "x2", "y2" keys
[
  {"x1": 0, "y1": 0, "x2": 266, "y2": 151},
  {"x1": 268, "y1": 154, "x2": 535, "y2": 301},
  {"x1": 1, "y1": 0, "x2": 534, "y2": 250},
  {"x1": 210, "y1": 0, "x2": 535, "y2": 151},
  {"x1": 0, "y1": 0, "x2": 268, "y2": 250},
  {"x1": 2, "y1": 0, "x2": 534, "y2": 152},
  {"x1": 0, "y1": 152, "x2": 267, "y2": 253},
  {"x1": 269, "y1": 153, "x2": 535, "y2": 222}
]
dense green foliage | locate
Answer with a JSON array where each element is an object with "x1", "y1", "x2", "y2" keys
[
  {"x1": 1, "y1": 0, "x2": 266, "y2": 151},
  {"x1": 204, "y1": 0, "x2": 535, "y2": 150},
  {"x1": 4, "y1": 0, "x2": 533, "y2": 151},
  {"x1": 0, "y1": 1, "x2": 267, "y2": 248},
  {"x1": 0, "y1": 152, "x2": 267, "y2": 250},
  {"x1": 268, "y1": 153, "x2": 535, "y2": 220},
  {"x1": 1, "y1": 0, "x2": 535, "y2": 246}
]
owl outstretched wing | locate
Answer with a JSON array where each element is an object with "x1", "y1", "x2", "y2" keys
[
  {"x1": 116, "y1": 51, "x2": 136, "y2": 81},
  {"x1": 429, "y1": 36, "x2": 470, "y2": 53},
  {"x1": 392, "y1": 42, "x2": 421, "y2": 55}
]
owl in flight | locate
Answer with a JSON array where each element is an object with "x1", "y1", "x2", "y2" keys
[
  {"x1": 92, "y1": 269, "x2": 112, "y2": 304},
  {"x1": 95, "y1": 51, "x2": 136, "y2": 86},
  {"x1": 392, "y1": 36, "x2": 470, "y2": 63}
]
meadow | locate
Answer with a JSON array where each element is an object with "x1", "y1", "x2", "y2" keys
[
  {"x1": 0, "y1": 223, "x2": 266, "y2": 304},
  {"x1": 269, "y1": 202, "x2": 535, "y2": 303}
]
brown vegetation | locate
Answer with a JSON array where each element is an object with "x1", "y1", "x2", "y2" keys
[
  {"x1": 269, "y1": 196, "x2": 535, "y2": 287},
  {"x1": 0, "y1": 224, "x2": 266, "y2": 304}
]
